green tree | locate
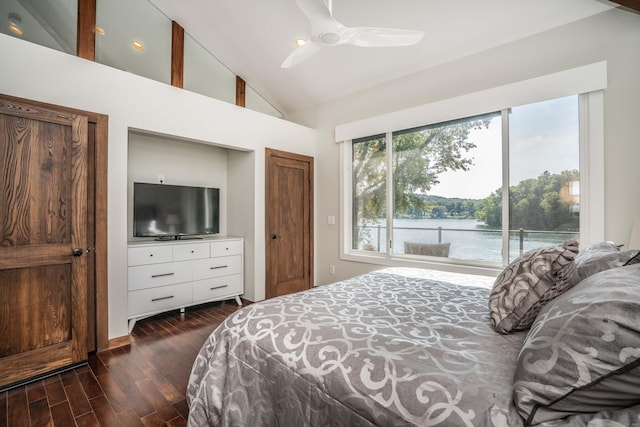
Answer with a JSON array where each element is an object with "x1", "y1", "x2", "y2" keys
[
  {"x1": 352, "y1": 118, "x2": 491, "y2": 248},
  {"x1": 476, "y1": 189, "x2": 502, "y2": 227},
  {"x1": 430, "y1": 206, "x2": 446, "y2": 218},
  {"x1": 463, "y1": 200, "x2": 477, "y2": 217},
  {"x1": 476, "y1": 170, "x2": 579, "y2": 231}
]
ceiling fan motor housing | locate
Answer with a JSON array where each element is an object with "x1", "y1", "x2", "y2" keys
[{"x1": 319, "y1": 32, "x2": 341, "y2": 45}]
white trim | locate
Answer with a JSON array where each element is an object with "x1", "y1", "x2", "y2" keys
[
  {"x1": 339, "y1": 141, "x2": 352, "y2": 255},
  {"x1": 335, "y1": 62, "x2": 607, "y2": 143},
  {"x1": 579, "y1": 90, "x2": 605, "y2": 245}
]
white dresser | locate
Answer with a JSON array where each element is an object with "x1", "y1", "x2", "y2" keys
[{"x1": 127, "y1": 237, "x2": 243, "y2": 332}]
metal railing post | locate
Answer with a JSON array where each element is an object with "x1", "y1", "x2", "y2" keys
[
  {"x1": 438, "y1": 227, "x2": 442, "y2": 243},
  {"x1": 519, "y1": 228, "x2": 524, "y2": 256}
]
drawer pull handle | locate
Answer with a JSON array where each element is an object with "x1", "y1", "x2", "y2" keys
[
  {"x1": 151, "y1": 295, "x2": 174, "y2": 302},
  {"x1": 151, "y1": 272, "x2": 175, "y2": 278},
  {"x1": 210, "y1": 265, "x2": 228, "y2": 270},
  {"x1": 210, "y1": 285, "x2": 228, "y2": 291}
]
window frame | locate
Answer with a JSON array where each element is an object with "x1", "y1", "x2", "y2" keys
[{"x1": 339, "y1": 90, "x2": 604, "y2": 275}]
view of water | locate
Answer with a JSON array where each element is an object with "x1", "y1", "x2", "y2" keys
[{"x1": 358, "y1": 218, "x2": 579, "y2": 264}]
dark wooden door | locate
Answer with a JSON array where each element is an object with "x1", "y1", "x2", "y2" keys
[
  {"x1": 0, "y1": 99, "x2": 88, "y2": 389},
  {"x1": 265, "y1": 148, "x2": 314, "y2": 298}
]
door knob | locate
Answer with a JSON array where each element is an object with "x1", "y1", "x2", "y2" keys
[{"x1": 72, "y1": 248, "x2": 83, "y2": 256}]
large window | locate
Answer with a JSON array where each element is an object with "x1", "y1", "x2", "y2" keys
[{"x1": 349, "y1": 95, "x2": 581, "y2": 267}]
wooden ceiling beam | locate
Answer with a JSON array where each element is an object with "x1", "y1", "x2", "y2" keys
[
  {"x1": 171, "y1": 21, "x2": 185, "y2": 88},
  {"x1": 610, "y1": 0, "x2": 640, "y2": 13},
  {"x1": 236, "y1": 76, "x2": 246, "y2": 108},
  {"x1": 77, "y1": 0, "x2": 96, "y2": 60}
]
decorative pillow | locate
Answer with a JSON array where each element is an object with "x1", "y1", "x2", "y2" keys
[
  {"x1": 513, "y1": 264, "x2": 640, "y2": 425},
  {"x1": 489, "y1": 240, "x2": 579, "y2": 334},
  {"x1": 575, "y1": 241, "x2": 637, "y2": 281}
]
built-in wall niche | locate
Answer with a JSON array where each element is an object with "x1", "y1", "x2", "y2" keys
[
  {"x1": 127, "y1": 129, "x2": 256, "y2": 298},
  {"x1": 127, "y1": 130, "x2": 241, "y2": 239},
  {"x1": 127, "y1": 131, "x2": 227, "y2": 240}
]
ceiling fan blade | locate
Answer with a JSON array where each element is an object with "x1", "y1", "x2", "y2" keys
[
  {"x1": 285, "y1": 0, "x2": 423, "y2": 67},
  {"x1": 281, "y1": 42, "x2": 323, "y2": 68},
  {"x1": 294, "y1": 0, "x2": 333, "y2": 22},
  {"x1": 344, "y1": 27, "x2": 425, "y2": 47}
]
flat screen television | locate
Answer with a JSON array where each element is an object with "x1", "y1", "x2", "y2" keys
[{"x1": 133, "y1": 182, "x2": 220, "y2": 239}]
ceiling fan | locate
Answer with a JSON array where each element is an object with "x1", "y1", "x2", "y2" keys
[{"x1": 281, "y1": 0, "x2": 425, "y2": 68}]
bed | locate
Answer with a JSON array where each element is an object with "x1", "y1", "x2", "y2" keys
[{"x1": 187, "y1": 242, "x2": 640, "y2": 426}]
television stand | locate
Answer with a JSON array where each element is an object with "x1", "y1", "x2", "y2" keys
[{"x1": 127, "y1": 237, "x2": 244, "y2": 334}]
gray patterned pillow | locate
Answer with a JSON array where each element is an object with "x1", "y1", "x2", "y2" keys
[
  {"x1": 489, "y1": 240, "x2": 579, "y2": 334},
  {"x1": 575, "y1": 241, "x2": 637, "y2": 281},
  {"x1": 513, "y1": 264, "x2": 640, "y2": 425},
  {"x1": 624, "y1": 250, "x2": 640, "y2": 266}
]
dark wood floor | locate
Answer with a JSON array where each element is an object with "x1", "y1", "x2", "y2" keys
[{"x1": 0, "y1": 300, "x2": 244, "y2": 427}]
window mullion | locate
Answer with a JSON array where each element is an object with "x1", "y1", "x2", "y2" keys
[
  {"x1": 501, "y1": 109, "x2": 510, "y2": 266},
  {"x1": 578, "y1": 91, "x2": 605, "y2": 245},
  {"x1": 386, "y1": 131, "x2": 394, "y2": 255}
]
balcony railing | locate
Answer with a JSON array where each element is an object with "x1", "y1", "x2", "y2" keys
[{"x1": 354, "y1": 224, "x2": 579, "y2": 263}]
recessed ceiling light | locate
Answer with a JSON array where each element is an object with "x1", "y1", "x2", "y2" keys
[
  {"x1": 131, "y1": 40, "x2": 144, "y2": 51},
  {"x1": 95, "y1": 25, "x2": 105, "y2": 36},
  {"x1": 9, "y1": 23, "x2": 23, "y2": 36},
  {"x1": 8, "y1": 12, "x2": 23, "y2": 36},
  {"x1": 295, "y1": 39, "x2": 306, "y2": 48}
]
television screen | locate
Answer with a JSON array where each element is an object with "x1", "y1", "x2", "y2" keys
[{"x1": 133, "y1": 182, "x2": 220, "y2": 238}]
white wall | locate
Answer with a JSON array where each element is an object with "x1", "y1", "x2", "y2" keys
[
  {"x1": 290, "y1": 8, "x2": 640, "y2": 285},
  {"x1": 227, "y1": 150, "x2": 259, "y2": 300},
  {"x1": 0, "y1": 33, "x2": 316, "y2": 340}
]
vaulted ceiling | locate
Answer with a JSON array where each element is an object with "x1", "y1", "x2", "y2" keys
[
  {"x1": 3, "y1": 0, "x2": 635, "y2": 116},
  {"x1": 147, "y1": 0, "x2": 635, "y2": 115}
]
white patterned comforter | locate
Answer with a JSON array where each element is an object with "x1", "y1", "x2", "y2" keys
[{"x1": 186, "y1": 268, "x2": 637, "y2": 426}]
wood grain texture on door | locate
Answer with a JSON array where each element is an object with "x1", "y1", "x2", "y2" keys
[
  {"x1": 0, "y1": 98, "x2": 88, "y2": 389},
  {"x1": 265, "y1": 148, "x2": 314, "y2": 298}
]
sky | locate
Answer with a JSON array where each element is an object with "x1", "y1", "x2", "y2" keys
[{"x1": 429, "y1": 95, "x2": 579, "y2": 200}]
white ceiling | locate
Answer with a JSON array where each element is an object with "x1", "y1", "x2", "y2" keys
[
  {"x1": 1, "y1": 0, "x2": 618, "y2": 115},
  {"x1": 147, "y1": 0, "x2": 618, "y2": 115}
]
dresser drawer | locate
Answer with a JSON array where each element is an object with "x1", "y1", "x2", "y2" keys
[
  {"x1": 192, "y1": 255, "x2": 242, "y2": 281},
  {"x1": 173, "y1": 242, "x2": 209, "y2": 261},
  {"x1": 128, "y1": 283, "x2": 192, "y2": 317},
  {"x1": 211, "y1": 240, "x2": 243, "y2": 257},
  {"x1": 193, "y1": 275, "x2": 242, "y2": 303},
  {"x1": 128, "y1": 262, "x2": 192, "y2": 291},
  {"x1": 128, "y1": 245, "x2": 172, "y2": 266}
]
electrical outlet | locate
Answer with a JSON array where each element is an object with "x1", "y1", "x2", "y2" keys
[
  {"x1": 158, "y1": 174, "x2": 165, "y2": 184},
  {"x1": 329, "y1": 265, "x2": 335, "y2": 274}
]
